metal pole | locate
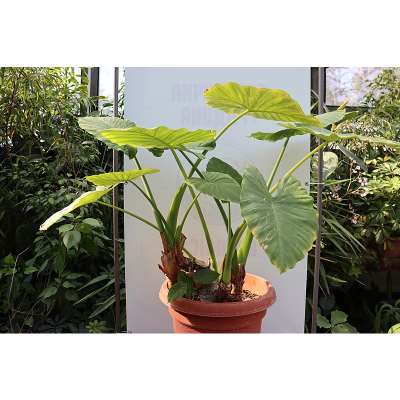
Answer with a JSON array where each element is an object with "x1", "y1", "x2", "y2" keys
[
  {"x1": 311, "y1": 67, "x2": 325, "y2": 333},
  {"x1": 112, "y1": 67, "x2": 121, "y2": 333}
]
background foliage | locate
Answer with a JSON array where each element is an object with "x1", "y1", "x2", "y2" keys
[
  {"x1": 0, "y1": 67, "x2": 124, "y2": 333},
  {"x1": 307, "y1": 68, "x2": 400, "y2": 333}
]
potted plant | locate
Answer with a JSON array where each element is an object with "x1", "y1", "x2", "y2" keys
[{"x1": 40, "y1": 82, "x2": 400, "y2": 333}]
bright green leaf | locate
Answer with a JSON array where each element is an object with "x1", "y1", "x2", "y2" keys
[
  {"x1": 204, "y1": 82, "x2": 319, "y2": 124},
  {"x1": 39, "y1": 187, "x2": 112, "y2": 231},
  {"x1": 79, "y1": 116, "x2": 137, "y2": 158},
  {"x1": 330, "y1": 310, "x2": 348, "y2": 326},
  {"x1": 85, "y1": 168, "x2": 159, "y2": 186},
  {"x1": 187, "y1": 172, "x2": 241, "y2": 203},
  {"x1": 388, "y1": 323, "x2": 400, "y2": 333},
  {"x1": 99, "y1": 126, "x2": 216, "y2": 150},
  {"x1": 206, "y1": 157, "x2": 242, "y2": 184},
  {"x1": 322, "y1": 152, "x2": 339, "y2": 179},
  {"x1": 192, "y1": 268, "x2": 220, "y2": 285},
  {"x1": 240, "y1": 167, "x2": 317, "y2": 273},
  {"x1": 251, "y1": 128, "x2": 308, "y2": 142},
  {"x1": 63, "y1": 230, "x2": 81, "y2": 250},
  {"x1": 317, "y1": 314, "x2": 331, "y2": 329}
]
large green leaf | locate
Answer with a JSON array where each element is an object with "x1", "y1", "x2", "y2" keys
[
  {"x1": 250, "y1": 124, "x2": 333, "y2": 142},
  {"x1": 99, "y1": 126, "x2": 216, "y2": 150},
  {"x1": 79, "y1": 116, "x2": 136, "y2": 134},
  {"x1": 187, "y1": 172, "x2": 241, "y2": 203},
  {"x1": 39, "y1": 187, "x2": 112, "y2": 231},
  {"x1": 240, "y1": 166, "x2": 317, "y2": 272},
  {"x1": 79, "y1": 117, "x2": 137, "y2": 158},
  {"x1": 85, "y1": 168, "x2": 159, "y2": 186},
  {"x1": 204, "y1": 82, "x2": 319, "y2": 124},
  {"x1": 206, "y1": 157, "x2": 242, "y2": 184},
  {"x1": 316, "y1": 110, "x2": 346, "y2": 127}
]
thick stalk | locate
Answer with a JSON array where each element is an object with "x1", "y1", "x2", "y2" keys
[
  {"x1": 133, "y1": 155, "x2": 165, "y2": 234},
  {"x1": 270, "y1": 142, "x2": 327, "y2": 194},
  {"x1": 179, "y1": 150, "x2": 229, "y2": 230},
  {"x1": 131, "y1": 181, "x2": 174, "y2": 242},
  {"x1": 171, "y1": 149, "x2": 218, "y2": 271},
  {"x1": 237, "y1": 228, "x2": 253, "y2": 265},
  {"x1": 222, "y1": 221, "x2": 247, "y2": 283},
  {"x1": 267, "y1": 137, "x2": 290, "y2": 190}
]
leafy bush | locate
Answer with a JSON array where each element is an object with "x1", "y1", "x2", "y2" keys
[
  {"x1": 309, "y1": 68, "x2": 400, "y2": 332},
  {"x1": 0, "y1": 67, "x2": 124, "y2": 332}
]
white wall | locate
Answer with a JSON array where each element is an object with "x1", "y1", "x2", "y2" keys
[{"x1": 124, "y1": 68, "x2": 311, "y2": 333}]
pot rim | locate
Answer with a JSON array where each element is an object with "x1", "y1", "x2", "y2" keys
[{"x1": 159, "y1": 273, "x2": 276, "y2": 317}]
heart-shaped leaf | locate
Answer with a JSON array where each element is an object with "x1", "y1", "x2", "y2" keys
[
  {"x1": 167, "y1": 281, "x2": 188, "y2": 302},
  {"x1": 99, "y1": 126, "x2": 216, "y2": 150},
  {"x1": 187, "y1": 172, "x2": 241, "y2": 203},
  {"x1": 204, "y1": 82, "x2": 318, "y2": 124},
  {"x1": 40, "y1": 187, "x2": 112, "y2": 231},
  {"x1": 79, "y1": 117, "x2": 137, "y2": 158},
  {"x1": 206, "y1": 157, "x2": 242, "y2": 184},
  {"x1": 86, "y1": 168, "x2": 159, "y2": 186},
  {"x1": 240, "y1": 166, "x2": 317, "y2": 272}
]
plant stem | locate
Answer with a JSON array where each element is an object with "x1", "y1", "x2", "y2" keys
[
  {"x1": 177, "y1": 192, "x2": 200, "y2": 234},
  {"x1": 270, "y1": 142, "x2": 327, "y2": 193},
  {"x1": 222, "y1": 221, "x2": 247, "y2": 283},
  {"x1": 179, "y1": 150, "x2": 230, "y2": 230},
  {"x1": 96, "y1": 201, "x2": 160, "y2": 231},
  {"x1": 171, "y1": 149, "x2": 218, "y2": 271},
  {"x1": 267, "y1": 137, "x2": 289, "y2": 190},
  {"x1": 215, "y1": 110, "x2": 249, "y2": 141},
  {"x1": 237, "y1": 227, "x2": 253, "y2": 265},
  {"x1": 133, "y1": 155, "x2": 165, "y2": 233},
  {"x1": 130, "y1": 181, "x2": 173, "y2": 241}
]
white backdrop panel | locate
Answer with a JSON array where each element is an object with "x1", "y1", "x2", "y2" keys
[{"x1": 124, "y1": 68, "x2": 311, "y2": 333}]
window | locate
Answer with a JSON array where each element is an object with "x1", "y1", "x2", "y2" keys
[{"x1": 325, "y1": 67, "x2": 384, "y2": 107}]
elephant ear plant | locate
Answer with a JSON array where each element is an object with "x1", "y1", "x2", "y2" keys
[{"x1": 40, "y1": 82, "x2": 400, "y2": 304}]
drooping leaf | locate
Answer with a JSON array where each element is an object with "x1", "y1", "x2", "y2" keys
[
  {"x1": 337, "y1": 144, "x2": 368, "y2": 172},
  {"x1": 330, "y1": 310, "x2": 348, "y2": 326},
  {"x1": 317, "y1": 314, "x2": 331, "y2": 329},
  {"x1": 187, "y1": 172, "x2": 241, "y2": 203},
  {"x1": 39, "y1": 187, "x2": 112, "y2": 231},
  {"x1": 251, "y1": 128, "x2": 308, "y2": 142},
  {"x1": 192, "y1": 268, "x2": 220, "y2": 285},
  {"x1": 204, "y1": 82, "x2": 319, "y2": 124},
  {"x1": 206, "y1": 157, "x2": 242, "y2": 184},
  {"x1": 240, "y1": 166, "x2": 317, "y2": 272},
  {"x1": 63, "y1": 230, "x2": 81, "y2": 250},
  {"x1": 86, "y1": 168, "x2": 159, "y2": 186},
  {"x1": 99, "y1": 126, "x2": 216, "y2": 150},
  {"x1": 79, "y1": 116, "x2": 137, "y2": 158},
  {"x1": 167, "y1": 281, "x2": 188, "y2": 302},
  {"x1": 316, "y1": 110, "x2": 346, "y2": 127}
]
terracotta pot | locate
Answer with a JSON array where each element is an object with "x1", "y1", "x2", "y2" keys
[{"x1": 159, "y1": 273, "x2": 276, "y2": 333}]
